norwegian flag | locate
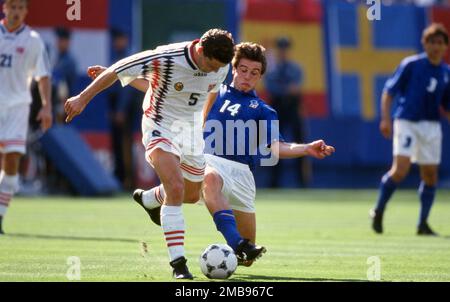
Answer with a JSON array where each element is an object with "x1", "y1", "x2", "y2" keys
[{"x1": 16, "y1": 47, "x2": 25, "y2": 54}]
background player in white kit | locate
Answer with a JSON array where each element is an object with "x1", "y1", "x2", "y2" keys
[
  {"x1": 65, "y1": 29, "x2": 234, "y2": 279},
  {"x1": 0, "y1": 0, "x2": 52, "y2": 234}
]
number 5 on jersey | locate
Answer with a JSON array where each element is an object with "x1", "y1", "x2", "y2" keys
[
  {"x1": 189, "y1": 93, "x2": 200, "y2": 106},
  {"x1": 220, "y1": 100, "x2": 241, "y2": 117}
]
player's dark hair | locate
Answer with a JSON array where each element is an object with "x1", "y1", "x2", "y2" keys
[
  {"x1": 4, "y1": 0, "x2": 29, "y2": 6},
  {"x1": 232, "y1": 42, "x2": 267, "y2": 75},
  {"x1": 200, "y1": 29, "x2": 235, "y2": 64},
  {"x1": 422, "y1": 23, "x2": 449, "y2": 45}
]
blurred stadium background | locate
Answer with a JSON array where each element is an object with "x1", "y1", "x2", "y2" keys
[{"x1": 1, "y1": 0, "x2": 450, "y2": 196}]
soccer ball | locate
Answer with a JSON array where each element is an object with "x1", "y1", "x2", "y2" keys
[{"x1": 199, "y1": 244, "x2": 238, "y2": 279}]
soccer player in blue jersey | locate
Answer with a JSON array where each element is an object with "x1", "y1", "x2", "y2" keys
[
  {"x1": 370, "y1": 23, "x2": 450, "y2": 236},
  {"x1": 200, "y1": 42, "x2": 335, "y2": 265}
]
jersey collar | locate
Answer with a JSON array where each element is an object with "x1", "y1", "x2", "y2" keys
[
  {"x1": 0, "y1": 19, "x2": 26, "y2": 35},
  {"x1": 422, "y1": 52, "x2": 446, "y2": 68},
  {"x1": 229, "y1": 83, "x2": 258, "y2": 98},
  {"x1": 184, "y1": 39, "x2": 200, "y2": 70}
]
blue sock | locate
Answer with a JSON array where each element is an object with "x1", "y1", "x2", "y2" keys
[
  {"x1": 213, "y1": 210, "x2": 243, "y2": 251},
  {"x1": 418, "y1": 182, "x2": 436, "y2": 226},
  {"x1": 374, "y1": 173, "x2": 398, "y2": 213}
]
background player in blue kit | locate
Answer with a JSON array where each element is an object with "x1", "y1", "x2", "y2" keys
[{"x1": 370, "y1": 23, "x2": 450, "y2": 236}]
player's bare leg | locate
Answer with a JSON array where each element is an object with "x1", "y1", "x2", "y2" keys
[
  {"x1": 182, "y1": 179, "x2": 202, "y2": 204},
  {"x1": 202, "y1": 169, "x2": 227, "y2": 213},
  {"x1": 202, "y1": 168, "x2": 265, "y2": 264},
  {"x1": 147, "y1": 148, "x2": 193, "y2": 279},
  {"x1": 389, "y1": 155, "x2": 412, "y2": 183},
  {"x1": 233, "y1": 210, "x2": 256, "y2": 244},
  {"x1": 133, "y1": 175, "x2": 202, "y2": 225},
  {"x1": 0, "y1": 152, "x2": 21, "y2": 235},
  {"x1": 233, "y1": 210, "x2": 257, "y2": 267},
  {"x1": 417, "y1": 164, "x2": 439, "y2": 236},
  {"x1": 371, "y1": 155, "x2": 411, "y2": 234}
]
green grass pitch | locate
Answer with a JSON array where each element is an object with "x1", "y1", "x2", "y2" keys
[{"x1": 1, "y1": 189, "x2": 450, "y2": 282}]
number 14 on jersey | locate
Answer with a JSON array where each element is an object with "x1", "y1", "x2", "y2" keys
[{"x1": 220, "y1": 100, "x2": 241, "y2": 117}]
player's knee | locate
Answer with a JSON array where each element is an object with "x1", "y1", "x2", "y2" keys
[
  {"x1": 390, "y1": 166, "x2": 409, "y2": 182},
  {"x1": 0, "y1": 172, "x2": 20, "y2": 194},
  {"x1": 421, "y1": 171, "x2": 438, "y2": 186},
  {"x1": 203, "y1": 172, "x2": 222, "y2": 194}
]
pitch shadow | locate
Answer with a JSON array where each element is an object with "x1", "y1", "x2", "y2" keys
[{"x1": 5, "y1": 232, "x2": 139, "y2": 244}]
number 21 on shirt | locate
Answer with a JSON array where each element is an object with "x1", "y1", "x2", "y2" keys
[{"x1": 0, "y1": 54, "x2": 13, "y2": 68}]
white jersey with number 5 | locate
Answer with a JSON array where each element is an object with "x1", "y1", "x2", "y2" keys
[
  {"x1": 0, "y1": 23, "x2": 51, "y2": 109},
  {"x1": 112, "y1": 40, "x2": 229, "y2": 128}
]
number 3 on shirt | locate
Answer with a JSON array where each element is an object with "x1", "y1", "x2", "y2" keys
[
  {"x1": 0, "y1": 54, "x2": 13, "y2": 68},
  {"x1": 219, "y1": 100, "x2": 241, "y2": 117}
]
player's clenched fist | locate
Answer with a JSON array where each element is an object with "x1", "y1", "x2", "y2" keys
[
  {"x1": 306, "y1": 140, "x2": 335, "y2": 159},
  {"x1": 64, "y1": 95, "x2": 88, "y2": 123},
  {"x1": 36, "y1": 106, "x2": 53, "y2": 132}
]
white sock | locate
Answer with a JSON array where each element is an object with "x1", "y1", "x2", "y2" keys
[
  {"x1": 161, "y1": 205, "x2": 185, "y2": 262},
  {"x1": 0, "y1": 171, "x2": 18, "y2": 217},
  {"x1": 142, "y1": 185, "x2": 165, "y2": 209}
]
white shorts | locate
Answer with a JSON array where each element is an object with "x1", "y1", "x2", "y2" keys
[
  {"x1": 393, "y1": 119, "x2": 442, "y2": 165},
  {"x1": 0, "y1": 104, "x2": 30, "y2": 155},
  {"x1": 204, "y1": 154, "x2": 256, "y2": 213},
  {"x1": 142, "y1": 116, "x2": 206, "y2": 182}
]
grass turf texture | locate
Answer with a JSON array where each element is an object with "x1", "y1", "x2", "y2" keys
[{"x1": 1, "y1": 189, "x2": 449, "y2": 282}]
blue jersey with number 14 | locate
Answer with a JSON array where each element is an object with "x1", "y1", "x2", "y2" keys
[
  {"x1": 384, "y1": 53, "x2": 450, "y2": 121},
  {"x1": 204, "y1": 84, "x2": 283, "y2": 171}
]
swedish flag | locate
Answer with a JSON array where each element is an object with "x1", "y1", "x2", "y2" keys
[{"x1": 324, "y1": 0, "x2": 426, "y2": 120}]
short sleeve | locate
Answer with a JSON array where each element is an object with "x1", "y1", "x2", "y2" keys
[
  {"x1": 259, "y1": 104, "x2": 285, "y2": 149},
  {"x1": 33, "y1": 38, "x2": 51, "y2": 80},
  {"x1": 384, "y1": 58, "x2": 413, "y2": 97},
  {"x1": 112, "y1": 50, "x2": 154, "y2": 87}
]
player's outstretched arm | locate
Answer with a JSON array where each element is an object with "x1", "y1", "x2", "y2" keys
[
  {"x1": 65, "y1": 66, "x2": 119, "y2": 123},
  {"x1": 272, "y1": 140, "x2": 335, "y2": 160},
  {"x1": 87, "y1": 65, "x2": 149, "y2": 93},
  {"x1": 36, "y1": 76, "x2": 53, "y2": 132}
]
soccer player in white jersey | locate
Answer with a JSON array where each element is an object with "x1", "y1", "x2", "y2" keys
[
  {"x1": 65, "y1": 29, "x2": 234, "y2": 279},
  {"x1": 0, "y1": 0, "x2": 52, "y2": 234}
]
